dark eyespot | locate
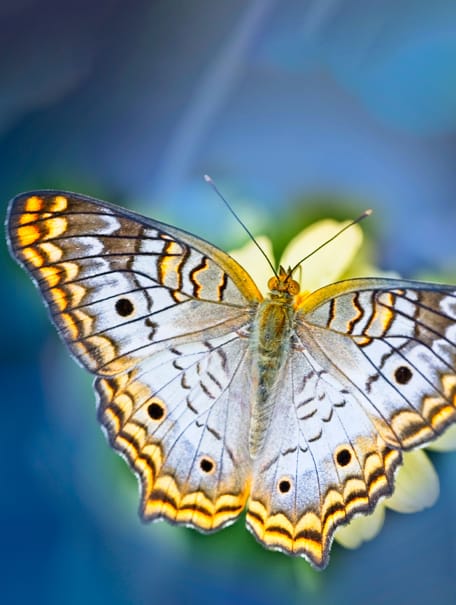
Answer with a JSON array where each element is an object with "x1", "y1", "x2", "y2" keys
[
  {"x1": 395, "y1": 366, "x2": 412, "y2": 384},
  {"x1": 278, "y1": 479, "x2": 291, "y2": 493},
  {"x1": 200, "y1": 457, "x2": 215, "y2": 473},
  {"x1": 115, "y1": 298, "x2": 134, "y2": 317},
  {"x1": 147, "y1": 402, "x2": 165, "y2": 420},
  {"x1": 336, "y1": 448, "x2": 352, "y2": 467}
]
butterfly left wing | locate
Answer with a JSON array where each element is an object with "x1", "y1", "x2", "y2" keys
[
  {"x1": 7, "y1": 191, "x2": 262, "y2": 376},
  {"x1": 247, "y1": 277, "x2": 456, "y2": 569},
  {"x1": 7, "y1": 191, "x2": 263, "y2": 533}
]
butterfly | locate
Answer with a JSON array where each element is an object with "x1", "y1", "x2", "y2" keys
[{"x1": 6, "y1": 191, "x2": 456, "y2": 569}]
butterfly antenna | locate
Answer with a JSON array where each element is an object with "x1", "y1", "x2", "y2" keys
[
  {"x1": 290, "y1": 209, "x2": 373, "y2": 276},
  {"x1": 204, "y1": 174, "x2": 278, "y2": 277}
]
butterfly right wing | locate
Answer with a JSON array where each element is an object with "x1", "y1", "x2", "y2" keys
[{"x1": 247, "y1": 277, "x2": 456, "y2": 569}]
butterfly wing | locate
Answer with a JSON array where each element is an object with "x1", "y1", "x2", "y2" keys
[
  {"x1": 302, "y1": 278, "x2": 456, "y2": 449},
  {"x1": 247, "y1": 277, "x2": 456, "y2": 568},
  {"x1": 7, "y1": 191, "x2": 262, "y2": 374},
  {"x1": 97, "y1": 333, "x2": 253, "y2": 531},
  {"x1": 7, "y1": 191, "x2": 262, "y2": 531},
  {"x1": 246, "y1": 347, "x2": 401, "y2": 569}
]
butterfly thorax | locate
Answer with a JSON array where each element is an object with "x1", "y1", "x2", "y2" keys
[{"x1": 249, "y1": 269, "x2": 299, "y2": 457}]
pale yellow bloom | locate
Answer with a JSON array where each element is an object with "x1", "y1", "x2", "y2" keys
[
  {"x1": 229, "y1": 219, "x2": 364, "y2": 294},
  {"x1": 230, "y1": 218, "x2": 456, "y2": 551}
]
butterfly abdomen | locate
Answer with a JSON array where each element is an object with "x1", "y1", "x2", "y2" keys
[{"x1": 249, "y1": 296, "x2": 296, "y2": 457}]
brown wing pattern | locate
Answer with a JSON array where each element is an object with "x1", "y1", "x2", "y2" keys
[
  {"x1": 7, "y1": 192, "x2": 262, "y2": 376},
  {"x1": 302, "y1": 279, "x2": 456, "y2": 449}
]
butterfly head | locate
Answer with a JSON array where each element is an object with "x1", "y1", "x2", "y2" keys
[{"x1": 267, "y1": 266, "x2": 300, "y2": 298}]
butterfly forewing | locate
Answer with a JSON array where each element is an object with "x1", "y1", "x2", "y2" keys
[
  {"x1": 301, "y1": 278, "x2": 456, "y2": 449},
  {"x1": 7, "y1": 192, "x2": 262, "y2": 376}
]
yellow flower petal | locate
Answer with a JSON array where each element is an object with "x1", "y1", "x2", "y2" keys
[
  {"x1": 229, "y1": 218, "x2": 365, "y2": 295},
  {"x1": 385, "y1": 450, "x2": 439, "y2": 513},
  {"x1": 334, "y1": 505, "x2": 385, "y2": 549},
  {"x1": 229, "y1": 236, "x2": 275, "y2": 294},
  {"x1": 426, "y1": 424, "x2": 456, "y2": 451},
  {"x1": 279, "y1": 219, "x2": 363, "y2": 292}
]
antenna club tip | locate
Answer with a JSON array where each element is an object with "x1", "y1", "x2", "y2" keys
[
  {"x1": 364, "y1": 208, "x2": 373, "y2": 216},
  {"x1": 203, "y1": 174, "x2": 213, "y2": 184}
]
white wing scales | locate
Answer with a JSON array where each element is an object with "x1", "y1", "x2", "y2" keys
[
  {"x1": 247, "y1": 347, "x2": 401, "y2": 568},
  {"x1": 98, "y1": 333, "x2": 253, "y2": 531},
  {"x1": 7, "y1": 193, "x2": 259, "y2": 378}
]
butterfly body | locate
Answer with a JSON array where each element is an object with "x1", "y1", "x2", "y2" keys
[
  {"x1": 249, "y1": 278, "x2": 299, "y2": 456},
  {"x1": 7, "y1": 191, "x2": 456, "y2": 569}
]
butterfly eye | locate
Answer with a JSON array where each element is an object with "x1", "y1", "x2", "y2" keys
[
  {"x1": 115, "y1": 297, "x2": 134, "y2": 317},
  {"x1": 394, "y1": 366, "x2": 413, "y2": 385},
  {"x1": 147, "y1": 400, "x2": 166, "y2": 421},
  {"x1": 278, "y1": 479, "x2": 292, "y2": 494},
  {"x1": 268, "y1": 276, "x2": 279, "y2": 291},
  {"x1": 335, "y1": 447, "x2": 352, "y2": 467},
  {"x1": 199, "y1": 457, "x2": 215, "y2": 474},
  {"x1": 287, "y1": 279, "x2": 300, "y2": 295}
]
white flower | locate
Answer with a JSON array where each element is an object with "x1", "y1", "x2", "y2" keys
[{"x1": 230, "y1": 218, "x2": 456, "y2": 551}]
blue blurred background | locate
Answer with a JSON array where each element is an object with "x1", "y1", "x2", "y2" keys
[{"x1": 2, "y1": 1, "x2": 456, "y2": 603}]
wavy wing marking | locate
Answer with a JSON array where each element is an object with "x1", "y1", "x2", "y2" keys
[
  {"x1": 246, "y1": 347, "x2": 400, "y2": 569},
  {"x1": 302, "y1": 278, "x2": 456, "y2": 450},
  {"x1": 7, "y1": 191, "x2": 262, "y2": 376}
]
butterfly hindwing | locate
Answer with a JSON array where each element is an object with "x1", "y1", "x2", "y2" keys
[
  {"x1": 97, "y1": 333, "x2": 253, "y2": 531},
  {"x1": 246, "y1": 344, "x2": 401, "y2": 569}
]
